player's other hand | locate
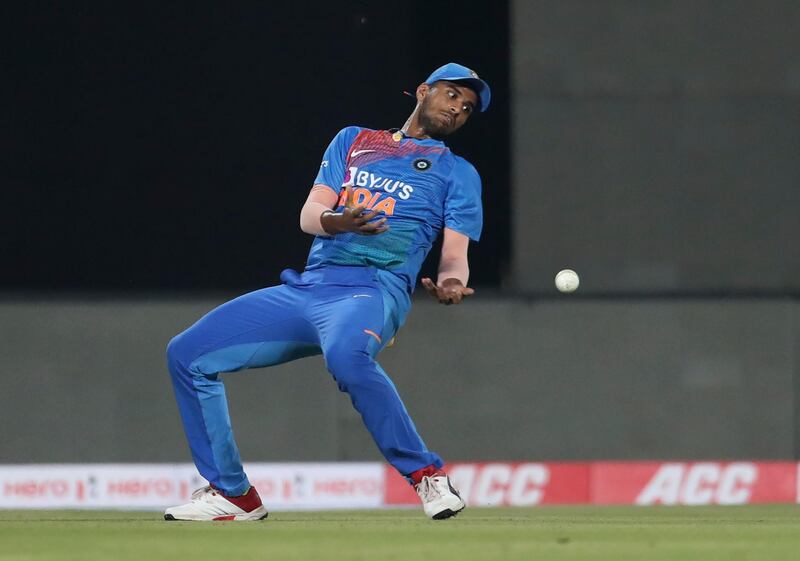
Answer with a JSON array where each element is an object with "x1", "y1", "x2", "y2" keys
[
  {"x1": 321, "y1": 186, "x2": 389, "y2": 236},
  {"x1": 421, "y1": 277, "x2": 475, "y2": 305}
]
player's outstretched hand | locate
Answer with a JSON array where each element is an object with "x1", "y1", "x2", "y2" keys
[
  {"x1": 421, "y1": 277, "x2": 475, "y2": 305},
  {"x1": 320, "y1": 186, "x2": 389, "y2": 236}
]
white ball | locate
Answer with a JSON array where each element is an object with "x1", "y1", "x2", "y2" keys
[{"x1": 555, "y1": 269, "x2": 579, "y2": 293}]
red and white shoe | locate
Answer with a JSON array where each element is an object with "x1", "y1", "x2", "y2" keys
[
  {"x1": 415, "y1": 474, "x2": 466, "y2": 520},
  {"x1": 164, "y1": 485, "x2": 268, "y2": 521}
]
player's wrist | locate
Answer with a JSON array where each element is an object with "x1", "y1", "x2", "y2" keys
[
  {"x1": 320, "y1": 210, "x2": 343, "y2": 235},
  {"x1": 438, "y1": 277, "x2": 465, "y2": 288}
]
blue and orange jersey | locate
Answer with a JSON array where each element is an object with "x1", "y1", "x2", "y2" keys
[{"x1": 307, "y1": 126, "x2": 483, "y2": 293}]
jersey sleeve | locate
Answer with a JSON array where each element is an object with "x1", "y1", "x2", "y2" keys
[
  {"x1": 444, "y1": 158, "x2": 483, "y2": 242},
  {"x1": 312, "y1": 126, "x2": 361, "y2": 194}
]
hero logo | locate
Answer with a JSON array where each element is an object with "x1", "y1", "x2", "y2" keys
[
  {"x1": 106, "y1": 478, "x2": 176, "y2": 497},
  {"x1": 3, "y1": 479, "x2": 72, "y2": 498},
  {"x1": 449, "y1": 463, "x2": 550, "y2": 506},
  {"x1": 313, "y1": 478, "x2": 381, "y2": 496},
  {"x1": 635, "y1": 462, "x2": 757, "y2": 505},
  {"x1": 338, "y1": 166, "x2": 414, "y2": 216}
]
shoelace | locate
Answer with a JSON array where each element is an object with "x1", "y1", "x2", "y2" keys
[
  {"x1": 190, "y1": 485, "x2": 216, "y2": 502},
  {"x1": 416, "y1": 476, "x2": 444, "y2": 502}
]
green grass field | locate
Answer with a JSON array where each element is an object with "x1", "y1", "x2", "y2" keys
[{"x1": 2, "y1": 506, "x2": 799, "y2": 561}]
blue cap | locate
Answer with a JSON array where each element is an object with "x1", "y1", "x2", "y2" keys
[{"x1": 425, "y1": 62, "x2": 491, "y2": 112}]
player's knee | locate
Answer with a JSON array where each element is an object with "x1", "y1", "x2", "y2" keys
[
  {"x1": 324, "y1": 346, "x2": 373, "y2": 391},
  {"x1": 166, "y1": 332, "x2": 192, "y2": 374}
]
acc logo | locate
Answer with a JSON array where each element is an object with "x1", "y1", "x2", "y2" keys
[
  {"x1": 635, "y1": 462, "x2": 757, "y2": 505},
  {"x1": 449, "y1": 463, "x2": 550, "y2": 506},
  {"x1": 412, "y1": 158, "x2": 431, "y2": 172}
]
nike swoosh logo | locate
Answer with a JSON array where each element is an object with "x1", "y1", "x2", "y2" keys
[{"x1": 351, "y1": 149, "x2": 377, "y2": 158}]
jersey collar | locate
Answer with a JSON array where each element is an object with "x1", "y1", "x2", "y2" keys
[{"x1": 388, "y1": 128, "x2": 446, "y2": 147}]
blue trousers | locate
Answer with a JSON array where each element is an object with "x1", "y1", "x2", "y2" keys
[{"x1": 167, "y1": 265, "x2": 443, "y2": 495}]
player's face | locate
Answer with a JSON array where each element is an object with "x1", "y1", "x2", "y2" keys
[{"x1": 418, "y1": 81, "x2": 478, "y2": 138}]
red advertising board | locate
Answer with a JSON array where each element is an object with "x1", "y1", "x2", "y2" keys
[{"x1": 386, "y1": 461, "x2": 798, "y2": 506}]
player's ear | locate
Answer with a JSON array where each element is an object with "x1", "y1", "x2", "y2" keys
[{"x1": 416, "y1": 83, "x2": 429, "y2": 103}]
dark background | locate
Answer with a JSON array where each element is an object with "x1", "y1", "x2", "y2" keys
[{"x1": 3, "y1": 2, "x2": 510, "y2": 291}]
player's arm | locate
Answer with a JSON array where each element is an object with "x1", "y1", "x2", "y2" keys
[
  {"x1": 299, "y1": 185, "x2": 338, "y2": 235},
  {"x1": 299, "y1": 184, "x2": 388, "y2": 236},
  {"x1": 421, "y1": 228, "x2": 475, "y2": 305}
]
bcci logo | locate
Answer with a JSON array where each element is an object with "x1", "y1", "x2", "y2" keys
[{"x1": 412, "y1": 158, "x2": 431, "y2": 172}]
